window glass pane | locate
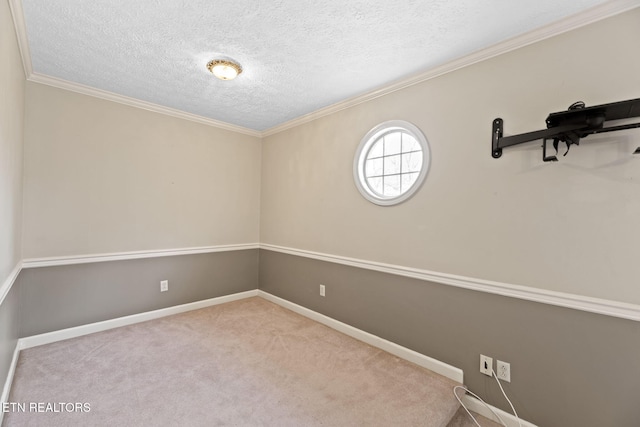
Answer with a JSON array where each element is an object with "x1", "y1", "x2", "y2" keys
[
  {"x1": 401, "y1": 133, "x2": 420, "y2": 153},
  {"x1": 366, "y1": 176, "x2": 383, "y2": 195},
  {"x1": 365, "y1": 158, "x2": 384, "y2": 177},
  {"x1": 402, "y1": 151, "x2": 423, "y2": 173},
  {"x1": 384, "y1": 132, "x2": 402, "y2": 155},
  {"x1": 384, "y1": 154, "x2": 401, "y2": 175},
  {"x1": 354, "y1": 121, "x2": 429, "y2": 205},
  {"x1": 401, "y1": 172, "x2": 419, "y2": 192},
  {"x1": 368, "y1": 140, "x2": 384, "y2": 159},
  {"x1": 383, "y1": 175, "x2": 401, "y2": 196}
]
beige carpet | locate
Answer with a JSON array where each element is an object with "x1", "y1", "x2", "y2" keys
[{"x1": 5, "y1": 297, "x2": 465, "y2": 426}]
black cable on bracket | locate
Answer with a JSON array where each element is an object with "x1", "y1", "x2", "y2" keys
[{"x1": 491, "y1": 98, "x2": 640, "y2": 162}]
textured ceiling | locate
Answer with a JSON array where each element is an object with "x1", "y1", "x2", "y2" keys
[{"x1": 21, "y1": 0, "x2": 609, "y2": 132}]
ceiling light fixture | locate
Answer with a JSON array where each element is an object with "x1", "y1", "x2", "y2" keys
[{"x1": 207, "y1": 59, "x2": 242, "y2": 80}]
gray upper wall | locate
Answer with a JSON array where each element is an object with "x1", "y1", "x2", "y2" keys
[{"x1": 260, "y1": 8, "x2": 640, "y2": 306}]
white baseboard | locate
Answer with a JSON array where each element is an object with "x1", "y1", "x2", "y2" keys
[
  {"x1": 257, "y1": 290, "x2": 463, "y2": 384},
  {"x1": 19, "y1": 290, "x2": 259, "y2": 350},
  {"x1": 0, "y1": 262, "x2": 22, "y2": 427},
  {"x1": 0, "y1": 342, "x2": 21, "y2": 425},
  {"x1": 9, "y1": 289, "x2": 464, "y2": 419},
  {"x1": 3, "y1": 289, "x2": 259, "y2": 423},
  {"x1": 462, "y1": 394, "x2": 537, "y2": 427}
]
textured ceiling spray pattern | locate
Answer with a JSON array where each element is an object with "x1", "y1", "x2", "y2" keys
[{"x1": 22, "y1": 0, "x2": 607, "y2": 131}]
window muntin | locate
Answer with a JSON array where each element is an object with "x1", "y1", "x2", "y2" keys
[{"x1": 354, "y1": 121, "x2": 430, "y2": 206}]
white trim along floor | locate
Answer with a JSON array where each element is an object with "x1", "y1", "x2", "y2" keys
[{"x1": 2, "y1": 289, "x2": 535, "y2": 426}]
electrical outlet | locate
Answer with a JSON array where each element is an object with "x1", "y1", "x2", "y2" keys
[
  {"x1": 160, "y1": 280, "x2": 168, "y2": 292},
  {"x1": 497, "y1": 360, "x2": 511, "y2": 382},
  {"x1": 319, "y1": 284, "x2": 326, "y2": 297},
  {"x1": 480, "y1": 354, "x2": 493, "y2": 376}
]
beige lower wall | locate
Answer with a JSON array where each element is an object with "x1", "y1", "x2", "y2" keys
[
  {"x1": 260, "y1": 9, "x2": 640, "y2": 305},
  {"x1": 22, "y1": 83, "x2": 262, "y2": 259}
]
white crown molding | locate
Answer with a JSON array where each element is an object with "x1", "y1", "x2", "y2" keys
[
  {"x1": 27, "y1": 74, "x2": 262, "y2": 137},
  {"x1": 258, "y1": 290, "x2": 464, "y2": 383},
  {"x1": 21, "y1": 243, "x2": 260, "y2": 269},
  {"x1": 260, "y1": 244, "x2": 640, "y2": 322},
  {"x1": 262, "y1": 0, "x2": 640, "y2": 137},
  {"x1": 10, "y1": 0, "x2": 638, "y2": 139},
  {"x1": 0, "y1": 262, "x2": 22, "y2": 307}
]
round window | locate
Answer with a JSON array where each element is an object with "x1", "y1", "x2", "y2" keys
[{"x1": 353, "y1": 120, "x2": 430, "y2": 206}]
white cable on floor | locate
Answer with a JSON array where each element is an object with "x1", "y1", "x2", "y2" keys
[
  {"x1": 452, "y1": 368, "x2": 522, "y2": 427},
  {"x1": 453, "y1": 385, "x2": 507, "y2": 427}
]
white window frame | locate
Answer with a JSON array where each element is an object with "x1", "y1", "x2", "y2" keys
[{"x1": 353, "y1": 120, "x2": 430, "y2": 206}]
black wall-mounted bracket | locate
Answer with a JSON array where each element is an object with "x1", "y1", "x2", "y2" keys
[{"x1": 491, "y1": 98, "x2": 640, "y2": 162}]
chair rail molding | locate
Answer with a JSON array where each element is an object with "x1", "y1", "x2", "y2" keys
[{"x1": 260, "y1": 244, "x2": 640, "y2": 322}]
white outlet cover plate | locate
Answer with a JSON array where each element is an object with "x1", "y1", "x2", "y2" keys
[
  {"x1": 497, "y1": 360, "x2": 511, "y2": 382},
  {"x1": 480, "y1": 355, "x2": 493, "y2": 376}
]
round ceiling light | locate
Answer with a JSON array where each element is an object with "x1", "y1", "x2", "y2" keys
[{"x1": 207, "y1": 59, "x2": 242, "y2": 80}]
